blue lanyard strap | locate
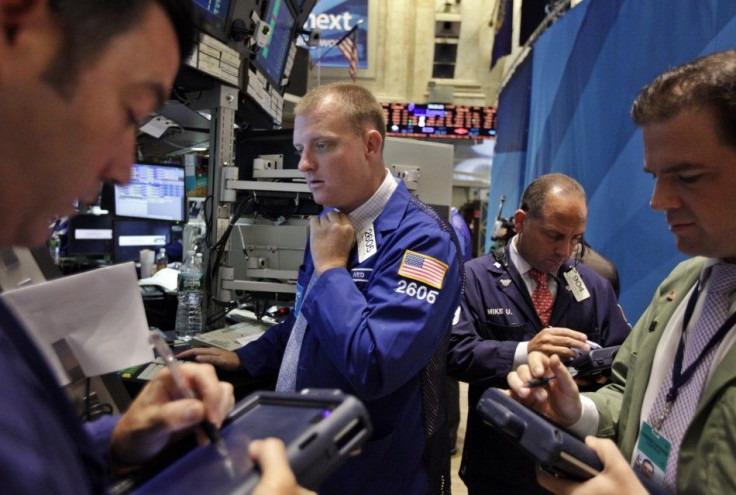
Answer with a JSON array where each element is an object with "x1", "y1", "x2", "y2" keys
[{"x1": 667, "y1": 283, "x2": 736, "y2": 404}]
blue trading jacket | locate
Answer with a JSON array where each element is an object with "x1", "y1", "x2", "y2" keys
[{"x1": 238, "y1": 181, "x2": 463, "y2": 495}]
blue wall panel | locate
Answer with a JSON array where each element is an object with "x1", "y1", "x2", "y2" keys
[{"x1": 489, "y1": 0, "x2": 736, "y2": 321}]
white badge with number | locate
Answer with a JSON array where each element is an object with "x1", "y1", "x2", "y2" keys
[
  {"x1": 563, "y1": 266, "x2": 591, "y2": 302},
  {"x1": 357, "y1": 223, "x2": 377, "y2": 263}
]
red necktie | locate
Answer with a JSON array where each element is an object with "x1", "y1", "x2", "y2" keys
[{"x1": 529, "y1": 268, "x2": 553, "y2": 326}]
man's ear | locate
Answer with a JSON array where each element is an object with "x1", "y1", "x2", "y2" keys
[
  {"x1": 513, "y1": 209, "x2": 526, "y2": 233},
  {"x1": 0, "y1": 0, "x2": 45, "y2": 43},
  {"x1": 364, "y1": 129, "x2": 382, "y2": 158}
]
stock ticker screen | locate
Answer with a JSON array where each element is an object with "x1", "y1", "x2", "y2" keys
[{"x1": 382, "y1": 103, "x2": 497, "y2": 139}]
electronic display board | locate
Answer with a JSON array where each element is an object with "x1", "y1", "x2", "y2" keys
[{"x1": 382, "y1": 103, "x2": 497, "y2": 139}]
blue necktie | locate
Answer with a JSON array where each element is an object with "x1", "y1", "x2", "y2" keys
[{"x1": 275, "y1": 274, "x2": 317, "y2": 392}]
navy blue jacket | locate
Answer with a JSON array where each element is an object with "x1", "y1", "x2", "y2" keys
[
  {"x1": 0, "y1": 299, "x2": 116, "y2": 494},
  {"x1": 237, "y1": 182, "x2": 463, "y2": 495},
  {"x1": 447, "y1": 246, "x2": 630, "y2": 493}
]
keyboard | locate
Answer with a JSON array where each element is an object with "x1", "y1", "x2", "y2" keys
[{"x1": 119, "y1": 357, "x2": 186, "y2": 382}]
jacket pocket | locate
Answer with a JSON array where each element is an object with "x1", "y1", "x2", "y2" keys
[{"x1": 480, "y1": 319, "x2": 535, "y2": 341}]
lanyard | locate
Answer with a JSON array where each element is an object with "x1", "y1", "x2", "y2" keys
[{"x1": 653, "y1": 281, "x2": 736, "y2": 429}]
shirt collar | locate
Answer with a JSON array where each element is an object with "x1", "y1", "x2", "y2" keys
[
  {"x1": 347, "y1": 168, "x2": 397, "y2": 235},
  {"x1": 509, "y1": 234, "x2": 534, "y2": 275},
  {"x1": 700, "y1": 257, "x2": 731, "y2": 285}
]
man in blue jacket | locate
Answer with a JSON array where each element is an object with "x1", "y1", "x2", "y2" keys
[
  {"x1": 181, "y1": 83, "x2": 464, "y2": 494},
  {"x1": 447, "y1": 173, "x2": 630, "y2": 494}
]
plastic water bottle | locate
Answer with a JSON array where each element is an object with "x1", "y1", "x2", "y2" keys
[
  {"x1": 154, "y1": 247, "x2": 168, "y2": 274},
  {"x1": 175, "y1": 250, "x2": 203, "y2": 340},
  {"x1": 48, "y1": 232, "x2": 61, "y2": 264}
]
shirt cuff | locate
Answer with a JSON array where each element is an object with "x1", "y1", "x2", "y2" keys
[
  {"x1": 513, "y1": 341, "x2": 529, "y2": 370},
  {"x1": 568, "y1": 395, "x2": 599, "y2": 437}
]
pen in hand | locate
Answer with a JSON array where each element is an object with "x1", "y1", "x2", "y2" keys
[
  {"x1": 149, "y1": 331, "x2": 229, "y2": 458},
  {"x1": 526, "y1": 375, "x2": 555, "y2": 388}
]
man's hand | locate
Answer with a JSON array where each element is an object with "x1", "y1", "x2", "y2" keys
[
  {"x1": 527, "y1": 327, "x2": 590, "y2": 360},
  {"x1": 309, "y1": 211, "x2": 354, "y2": 276},
  {"x1": 507, "y1": 352, "x2": 582, "y2": 427},
  {"x1": 110, "y1": 362, "x2": 234, "y2": 465},
  {"x1": 536, "y1": 437, "x2": 647, "y2": 495},
  {"x1": 251, "y1": 439, "x2": 316, "y2": 495},
  {"x1": 177, "y1": 347, "x2": 241, "y2": 372}
]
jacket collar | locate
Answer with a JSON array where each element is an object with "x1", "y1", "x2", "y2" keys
[{"x1": 488, "y1": 244, "x2": 579, "y2": 327}]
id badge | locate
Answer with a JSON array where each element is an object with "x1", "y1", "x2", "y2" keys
[
  {"x1": 632, "y1": 421, "x2": 671, "y2": 488},
  {"x1": 563, "y1": 267, "x2": 591, "y2": 302},
  {"x1": 357, "y1": 223, "x2": 377, "y2": 263}
]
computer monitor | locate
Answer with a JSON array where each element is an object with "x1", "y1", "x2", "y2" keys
[
  {"x1": 191, "y1": 0, "x2": 233, "y2": 42},
  {"x1": 114, "y1": 163, "x2": 186, "y2": 222},
  {"x1": 254, "y1": 0, "x2": 296, "y2": 89},
  {"x1": 287, "y1": 0, "x2": 318, "y2": 25},
  {"x1": 113, "y1": 219, "x2": 171, "y2": 264},
  {"x1": 66, "y1": 214, "x2": 114, "y2": 258}
]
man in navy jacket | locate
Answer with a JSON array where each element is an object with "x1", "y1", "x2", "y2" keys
[{"x1": 448, "y1": 173, "x2": 630, "y2": 494}]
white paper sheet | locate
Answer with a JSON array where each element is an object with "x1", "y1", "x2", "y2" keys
[
  {"x1": 138, "y1": 267, "x2": 179, "y2": 292},
  {"x1": 1, "y1": 262, "x2": 154, "y2": 385}
]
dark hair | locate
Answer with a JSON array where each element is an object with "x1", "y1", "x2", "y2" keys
[
  {"x1": 295, "y1": 82, "x2": 387, "y2": 145},
  {"x1": 519, "y1": 173, "x2": 586, "y2": 219},
  {"x1": 631, "y1": 50, "x2": 736, "y2": 148},
  {"x1": 43, "y1": 0, "x2": 195, "y2": 98}
]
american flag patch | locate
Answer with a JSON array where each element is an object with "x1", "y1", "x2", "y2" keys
[{"x1": 398, "y1": 250, "x2": 448, "y2": 289}]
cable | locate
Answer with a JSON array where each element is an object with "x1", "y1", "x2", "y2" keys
[
  {"x1": 203, "y1": 194, "x2": 257, "y2": 317},
  {"x1": 80, "y1": 378, "x2": 113, "y2": 423}
]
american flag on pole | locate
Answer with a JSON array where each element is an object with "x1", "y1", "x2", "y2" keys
[
  {"x1": 337, "y1": 27, "x2": 358, "y2": 82},
  {"x1": 398, "y1": 250, "x2": 448, "y2": 289}
]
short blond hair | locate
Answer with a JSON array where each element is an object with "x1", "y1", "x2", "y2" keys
[{"x1": 295, "y1": 83, "x2": 386, "y2": 142}]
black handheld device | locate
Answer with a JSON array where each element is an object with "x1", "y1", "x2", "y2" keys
[
  {"x1": 476, "y1": 387, "x2": 603, "y2": 480},
  {"x1": 128, "y1": 389, "x2": 372, "y2": 495},
  {"x1": 569, "y1": 345, "x2": 621, "y2": 378}
]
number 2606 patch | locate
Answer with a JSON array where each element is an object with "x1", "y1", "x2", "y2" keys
[{"x1": 395, "y1": 280, "x2": 439, "y2": 304}]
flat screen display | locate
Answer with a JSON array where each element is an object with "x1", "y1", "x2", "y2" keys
[
  {"x1": 129, "y1": 391, "x2": 371, "y2": 495},
  {"x1": 66, "y1": 214, "x2": 114, "y2": 257},
  {"x1": 113, "y1": 219, "x2": 171, "y2": 263},
  {"x1": 115, "y1": 164, "x2": 185, "y2": 222},
  {"x1": 191, "y1": 0, "x2": 233, "y2": 42},
  {"x1": 254, "y1": 0, "x2": 295, "y2": 88}
]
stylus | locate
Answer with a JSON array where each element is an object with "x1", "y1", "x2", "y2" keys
[
  {"x1": 526, "y1": 375, "x2": 556, "y2": 388},
  {"x1": 149, "y1": 331, "x2": 230, "y2": 459}
]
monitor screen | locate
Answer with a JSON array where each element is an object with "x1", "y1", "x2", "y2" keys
[
  {"x1": 191, "y1": 0, "x2": 233, "y2": 42},
  {"x1": 113, "y1": 219, "x2": 171, "y2": 263},
  {"x1": 114, "y1": 163, "x2": 186, "y2": 222},
  {"x1": 254, "y1": 0, "x2": 295, "y2": 88},
  {"x1": 66, "y1": 214, "x2": 114, "y2": 257}
]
